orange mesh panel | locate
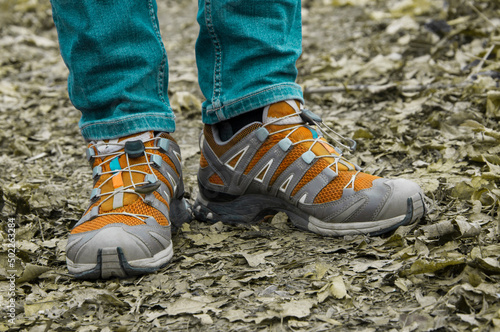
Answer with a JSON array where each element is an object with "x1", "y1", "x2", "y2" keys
[
  {"x1": 286, "y1": 126, "x2": 313, "y2": 142},
  {"x1": 352, "y1": 172, "x2": 379, "y2": 191},
  {"x1": 291, "y1": 159, "x2": 328, "y2": 196},
  {"x1": 159, "y1": 132, "x2": 176, "y2": 143},
  {"x1": 266, "y1": 126, "x2": 314, "y2": 144},
  {"x1": 269, "y1": 144, "x2": 307, "y2": 185},
  {"x1": 112, "y1": 198, "x2": 169, "y2": 226},
  {"x1": 71, "y1": 198, "x2": 169, "y2": 234},
  {"x1": 314, "y1": 171, "x2": 379, "y2": 204},
  {"x1": 71, "y1": 214, "x2": 145, "y2": 234},
  {"x1": 200, "y1": 151, "x2": 209, "y2": 168},
  {"x1": 209, "y1": 173, "x2": 224, "y2": 185},
  {"x1": 313, "y1": 172, "x2": 351, "y2": 203},
  {"x1": 243, "y1": 135, "x2": 282, "y2": 175},
  {"x1": 204, "y1": 124, "x2": 261, "y2": 158}
]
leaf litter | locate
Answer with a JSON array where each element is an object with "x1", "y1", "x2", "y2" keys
[{"x1": 1, "y1": 0, "x2": 500, "y2": 331}]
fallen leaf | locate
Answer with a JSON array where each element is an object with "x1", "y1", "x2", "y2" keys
[{"x1": 280, "y1": 299, "x2": 314, "y2": 318}]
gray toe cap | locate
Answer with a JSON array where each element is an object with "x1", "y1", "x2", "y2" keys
[
  {"x1": 66, "y1": 224, "x2": 171, "y2": 264},
  {"x1": 375, "y1": 178, "x2": 423, "y2": 220}
]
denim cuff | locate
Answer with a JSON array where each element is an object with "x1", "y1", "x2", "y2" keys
[
  {"x1": 202, "y1": 83, "x2": 304, "y2": 124},
  {"x1": 80, "y1": 113, "x2": 176, "y2": 140}
]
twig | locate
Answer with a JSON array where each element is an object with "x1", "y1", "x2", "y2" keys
[
  {"x1": 463, "y1": 52, "x2": 496, "y2": 65},
  {"x1": 25, "y1": 152, "x2": 47, "y2": 163},
  {"x1": 468, "y1": 45, "x2": 495, "y2": 80},
  {"x1": 38, "y1": 215, "x2": 45, "y2": 242},
  {"x1": 303, "y1": 81, "x2": 472, "y2": 95},
  {"x1": 468, "y1": 3, "x2": 500, "y2": 32}
]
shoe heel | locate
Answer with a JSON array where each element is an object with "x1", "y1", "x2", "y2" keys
[
  {"x1": 170, "y1": 197, "x2": 192, "y2": 228},
  {"x1": 193, "y1": 195, "x2": 276, "y2": 224}
]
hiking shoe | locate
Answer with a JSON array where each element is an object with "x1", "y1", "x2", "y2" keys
[
  {"x1": 194, "y1": 100, "x2": 425, "y2": 236},
  {"x1": 66, "y1": 131, "x2": 191, "y2": 279}
]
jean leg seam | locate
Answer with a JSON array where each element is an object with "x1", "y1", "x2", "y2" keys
[
  {"x1": 148, "y1": 0, "x2": 168, "y2": 106},
  {"x1": 204, "y1": 0, "x2": 222, "y2": 115}
]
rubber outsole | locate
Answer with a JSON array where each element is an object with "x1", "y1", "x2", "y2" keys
[{"x1": 193, "y1": 193, "x2": 426, "y2": 237}]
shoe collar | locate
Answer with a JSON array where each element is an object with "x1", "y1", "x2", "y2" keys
[{"x1": 262, "y1": 100, "x2": 304, "y2": 125}]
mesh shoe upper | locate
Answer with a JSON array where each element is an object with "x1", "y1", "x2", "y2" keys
[
  {"x1": 66, "y1": 131, "x2": 189, "y2": 278},
  {"x1": 196, "y1": 100, "x2": 425, "y2": 235}
]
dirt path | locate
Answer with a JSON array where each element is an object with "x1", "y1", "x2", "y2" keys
[{"x1": 1, "y1": 0, "x2": 500, "y2": 331}]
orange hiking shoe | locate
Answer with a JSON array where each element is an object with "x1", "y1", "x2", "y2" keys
[
  {"x1": 66, "y1": 131, "x2": 191, "y2": 279},
  {"x1": 194, "y1": 100, "x2": 425, "y2": 236}
]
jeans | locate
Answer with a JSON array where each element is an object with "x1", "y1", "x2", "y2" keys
[{"x1": 50, "y1": 0, "x2": 304, "y2": 140}]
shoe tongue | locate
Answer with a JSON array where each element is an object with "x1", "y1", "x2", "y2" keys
[
  {"x1": 94, "y1": 131, "x2": 153, "y2": 154},
  {"x1": 262, "y1": 100, "x2": 303, "y2": 125}
]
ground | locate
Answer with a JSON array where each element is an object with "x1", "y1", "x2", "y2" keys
[{"x1": 1, "y1": 0, "x2": 500, "y2": 331}]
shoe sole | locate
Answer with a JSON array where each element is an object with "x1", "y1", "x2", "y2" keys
[
  {"x1": 193, "y1": 193, "x2": 425, "y2": 236},
  {"x1": 67, "y1": 198, "x2": 192, "y2": 279}
]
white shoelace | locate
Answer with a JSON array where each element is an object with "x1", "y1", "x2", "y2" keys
[{"x1": 88, "y1": 137, "x2": 165, "y2": 221}]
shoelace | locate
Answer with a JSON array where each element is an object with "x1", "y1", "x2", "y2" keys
[
  {"x1": 87, "y1": 136, "x2": 168, "y2": 221},
  {"x1": 263, "y1": 108, "x2": 361, "y2": 190}
]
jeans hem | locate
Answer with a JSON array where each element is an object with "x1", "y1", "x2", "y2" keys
[
  {"x1": 202, "y1": 83, "x2": 303, "y2": 124},
  {"x1": 80, "y1": 113, "x2": 176, "y2": 140}
]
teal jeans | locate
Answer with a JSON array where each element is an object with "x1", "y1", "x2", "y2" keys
[{"x1": 50, "y1": 0, "x2": 304, "y2": 140}]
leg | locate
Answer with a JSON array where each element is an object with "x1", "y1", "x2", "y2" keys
[
  {"x1": 196, "y1": 0, "x2": 304, "y2": 123},
  {"x1": 51, "y1": 0, "x2": 175, "y2": 140},
  {"x1": 50, "y1": 0, "x2": 190, "y2": 278},
  {"x1": 194, "y1": 0, "x2": 426, "y2": 235}
]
